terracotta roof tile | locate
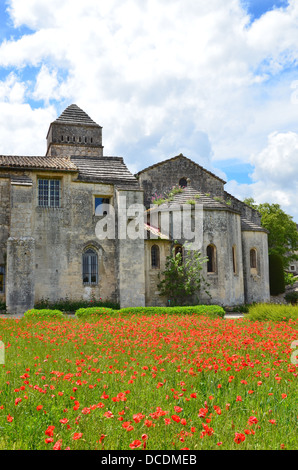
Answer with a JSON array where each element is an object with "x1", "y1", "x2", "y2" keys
[{"x1": 0, "y1": 155, "x2": 77, "y2": 171}]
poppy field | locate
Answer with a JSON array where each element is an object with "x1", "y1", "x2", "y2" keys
[{"x1": 0, "y1": 313, "x2": 297, "y2": 450}]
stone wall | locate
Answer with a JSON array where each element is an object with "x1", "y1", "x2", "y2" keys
[
  {"x1": 199, "y1": 209, "x2": 245, "y2": 306},
  {"x1": 0, "y1": 178, "x2": 10, "y2": 301},
  {"x1": 46, "y1": 122, "x2": 103, "y2": 157},
  {"x1": 6, "y1": 237, "x2": 35, "y2": 314},
  {"x1": 242, "y1": 230, "x2": 270, "y2": 304},
  {"x1": 6, "y1": 171, "x2": 119, "y2": 309},
  {"x1": 115, "y1": 188, "x2": 146, "y2": 308},
  {"x1": 144, "y1": 240, "x2": 171, "y2": 306}
]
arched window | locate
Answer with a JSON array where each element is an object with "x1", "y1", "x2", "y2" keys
[
  {"x1": 232, "y1": 245, "x2": 237, "y2": 274},
  {"x1": 179, "y1": 178, "x2": 188, "y2": 188},
  {"x1": 207, "y1": 244, "x2": 216, "y2": 273},
  {"x1": 82, "y1": 248, "x2": 98, "y2": 285},
  {"x1": 151, "y1": 245, "x2": 160, "y2": 268},
  {"x1": 174, "y1": 244, "x2": 183, "y2": 265},
  {"x1": 0, "y1": 266, "x2": 5, "y2": 294},
  {"x1": 250, "y1": 248, "x2": 257, "y2": 270}
]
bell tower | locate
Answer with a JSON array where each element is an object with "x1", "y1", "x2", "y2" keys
[{"x1": 46, "y1": 104, "x2": 104, "y2": 157}]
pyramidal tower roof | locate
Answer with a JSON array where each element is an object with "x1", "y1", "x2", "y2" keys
[{"x1": 54, "y1": 104, "x2": 100, "y2": 127}]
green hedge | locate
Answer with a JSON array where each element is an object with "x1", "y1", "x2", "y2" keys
[
  {"x1": 24, "y1": 309, "x2": 65, "y2": 318},
  {"x1": 75, "y1": 307, "x2": 115, "y2": 318},
  {"x1": 34, "y1": 298, "x2": 119, "y2": 312},
  {"x1": 74, "y1": 305, "x2": 225, "y2": 318},
  {"x1": 117, "y1": 305, "x2": 225, "y2": 317},
  {"x1": 247, "y1": 303, "x2": 298, "y2": 322}
]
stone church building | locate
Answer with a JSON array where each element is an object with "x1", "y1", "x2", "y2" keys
[{"x1": 0, "y1": 104, "x2": 270, "y2": 314}]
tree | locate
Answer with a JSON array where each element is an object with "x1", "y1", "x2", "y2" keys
[
  {"x1": 269, "y1": 253, "x2": 285, "y2": 295},
  {"x1": 244, "y1": 199, "x2": 298, "y2": 267},
  {"x1": 157, "y1": 243, "x2": 210, "y2": 306}
]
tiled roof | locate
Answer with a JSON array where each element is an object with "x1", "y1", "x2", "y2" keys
[
  {"x1": 54, "y1": 104, "x2": 100, "y2": 127},
  {"x1": 241, "y1": 217, "x2": 268, "y2": 232},
  {"x1": 0, "y1": 155, "x2": 140, "y2": 186},
  {"x1": 0, "y1": 155, "x2": 77, "y2": 171},
  {"x1": 149, "y1": 186, "x2": 238, "y2": 212},
  {"x1": 70, "y1": 156, "x2": 139, "y2": 186},
  {"x1": 137, "y1": 154, "x2": 226, "y2": 184}
]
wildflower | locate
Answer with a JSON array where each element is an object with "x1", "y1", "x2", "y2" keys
[
  {"x1": 247, "y1": 416, "x2": 258, "y2": 426},
  {"x1": 172, "y1": 415, "x2": 181, "y2": 423},
  {"x1": 45, "y1": 426, "x2": 55, "y2": 437},
  {"x1": 234, "y1": 432, "x2": 246, "y2": 444},
  {"x1": 72, "y1": 433, "x2": 83, "y2": 440},
  {"x1": 129, "y1": 440, "x2": 142, "y2": 449},
  {"x1": 7, "y1": 414, "x2": 13, "y2": 422},
  {"x1": 53, "y1": 440, "x2": 62, "y2": 450}
]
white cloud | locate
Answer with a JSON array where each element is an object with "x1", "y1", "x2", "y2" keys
[
  {"x1": 0, "y1": 0, "x2": 298, "y2": 218},
  {"x1": 32, "y1": 65, "x2": 60, "y2": 104},
  {"x1": 226, "y1": 130, "x2": 298, "y2": 221}
]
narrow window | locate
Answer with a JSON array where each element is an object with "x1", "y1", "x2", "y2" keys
[
  {"x1": 250, "y1": 248, "x2": 257, "y2": 269},
  {"x1": 151, "y1": 245, "x2": 160, "y2": 268},
  {"x1": 207, "y1": 244, "x2": 216, "y2": 273},
  {"x1": 291, "y1": 265, "x2": 296, "y2": 271},
  {"x1": 84, "y1": 136, "x2": 87, "y2": 143},
  {"x1": 61, "y1": 135, "x2": 64, "y2": 142},
  {"x1": 95, "y1": 197, "x2": 110, "y2": 216},
  {"x1": 38, "y1": 179, "x2": 61, "y2": 208},
  {"x1": 67, "y1": 136, "x2": 70, "y2": 142},
  {"x1": 82, "y1": 248, "x2": 98, "y2": 285},
  {"x1": 79, "y1": 137, "x2": 82, "y2": 143},
  {"x1": 232, "y1": 245, "x2": 237, "y2": 274},
  {"x1": 73, "y1": 136, "x2": 76, "y2": 142},
  {"x1": 91, "y1": 137, "x2": 93, "y2": 144},
  {"x1": 0, "y1": 266, "x2": 5, "y2": 294},
  {"x1": 179, "y1": 178, "x2": 187, "y2": 188}
]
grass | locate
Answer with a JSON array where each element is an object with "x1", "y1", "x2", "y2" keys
[
  {"x1": 247, "y1": 303, "x2": 298, "y2": 322},
  {"x1": 0, "y1": 313, "x2": 297, "y2": 450}
]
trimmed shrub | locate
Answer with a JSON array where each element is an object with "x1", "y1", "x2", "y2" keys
[
  {"x1": 34, "y1": 297, "x2": 119, "y2": 312},
  {"x1": 284, "y1": 291, "x2": 298, "y2": 305},
  {"x1": 247, "y1": 303, "x2": 298, "y2": 322},
  {"x1": 24, "y1": 309, "x2": 64, "y2": 318},
  {"x1": 75, "y1": 307, "x2": 115, "y2": 318},
  {"x1": 117, "y1": 305, "x2": 225, "y2": 318},
  {"x1": 269, "y1": 254, "x2": 285, "y2": 295}
]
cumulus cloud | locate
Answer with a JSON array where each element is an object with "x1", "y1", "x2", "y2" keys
[
  {"x1": 0, "y1": 0, "x2": 298, "y2": 218},
  {"x1": 225, "y1": 130, "x2": 298, "y2": 221}
]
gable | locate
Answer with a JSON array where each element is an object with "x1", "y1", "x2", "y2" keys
[{"x1": 136, "y1": 154, "x2": 226, "y2": 208}]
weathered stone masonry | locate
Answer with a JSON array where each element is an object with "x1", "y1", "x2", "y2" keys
[{"x1": 0, "y1": 104, "x2": 270, "y2": 313}]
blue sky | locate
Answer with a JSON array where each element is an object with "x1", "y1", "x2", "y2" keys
[
  {"x1": 242, "y1": 0, "x2": 289, "y2": 19},
  {"x1": 0, "y1": 0, "x2": 298, "y2": 220}
]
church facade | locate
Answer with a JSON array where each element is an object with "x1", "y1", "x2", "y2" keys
[{"x1": 0, "y1": 105, "x2": 270, "y2": 314}]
